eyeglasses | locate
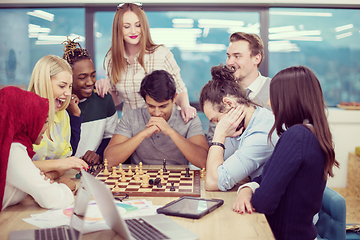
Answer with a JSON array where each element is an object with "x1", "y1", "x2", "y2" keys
[{"x1": 117, "y1": 2, "x2": 143, "y2": 10}]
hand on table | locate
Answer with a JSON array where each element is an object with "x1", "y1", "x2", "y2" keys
[
  {"x1": 216, "y1": 106, "x2": 246, "y2": 138},
  {"x1": 95, "y1": 78, "x2": 109, "y2": 98},
  {"x1": 181, "y1": 106, "x2": 197, "y2": 124},
  {"x1": 81, "y1": 150, "x2": 102, "y2": 165},
  {"x1": 67, "y1": 94, "x2": 81, "y2": 117},
  {"x1": 232, "y1": 187, "x2": 255, "y2": 214}
]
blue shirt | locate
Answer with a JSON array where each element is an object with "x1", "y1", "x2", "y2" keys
[{"x1": 217, "y1": 107, "x2": 279, "y2": 191}]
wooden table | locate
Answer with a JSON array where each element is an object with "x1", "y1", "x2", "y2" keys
[{"x1": 0, "y1": 165, "x2": 275, "y2": 240}]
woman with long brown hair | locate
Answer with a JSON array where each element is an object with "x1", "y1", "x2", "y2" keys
[
  {"x1": 233, "y1": 66, "x2": 339, "y2": 240},
  {"x1": 102, "y1": 3, "x2": 196, "y2": 123}
]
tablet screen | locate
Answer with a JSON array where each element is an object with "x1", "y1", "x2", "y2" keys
[{"x1": 157, "y1": 196, "x2": 224, "y2": 218}]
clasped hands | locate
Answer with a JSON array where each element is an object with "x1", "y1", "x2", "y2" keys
[{"x1": 142, "y1": 117, "x2": 174, "y2": 138}]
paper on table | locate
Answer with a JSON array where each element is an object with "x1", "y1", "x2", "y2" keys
[{"x1": 22, "y1": 199, "x2": 161, "y2": 234}]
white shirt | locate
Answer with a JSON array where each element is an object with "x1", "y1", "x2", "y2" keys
[
  {"x1": 2, "y1": 143, "x2": 74, "y2": 210},
  {"x1": 247, "y1": 71, "x2": 268, "y2": 100}
]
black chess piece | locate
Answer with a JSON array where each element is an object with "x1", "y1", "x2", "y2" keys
[
  {"x1": 154, "y1": 178, "x2": 161, "y2": 185},
  {"x1": 170, "y1": 181, "x2": 175, "y2": 191},
  {"x1": 75, "y1": 171, "x2": 82, "y2": 179},
  {"x1": 90, "y1": 160, "x2": 95, "y2": 174},
  {"x1": 185, "y1": 167, "x2": 190, "y2": 178},
  {"x1": 149, "y1": 179, "x2": 154, "y2": 185},
  {"x1": 157, "y1": 181, "x2": 162, "y2": 188},
  {"x1": 163, "y1": 159, "x2": 167, "y2": 172}
]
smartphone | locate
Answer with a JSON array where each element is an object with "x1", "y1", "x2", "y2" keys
[{"x1": 156, "y1": 196, "x2": 224, "y2": 219}]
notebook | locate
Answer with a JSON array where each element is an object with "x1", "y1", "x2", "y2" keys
[{"x1": 9, "y1": 169, "x2": 199, "y2": 240}]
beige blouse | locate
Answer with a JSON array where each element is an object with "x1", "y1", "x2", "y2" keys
[{"x1": 105, "y1": 46, "x2": 187, "y2": 113}]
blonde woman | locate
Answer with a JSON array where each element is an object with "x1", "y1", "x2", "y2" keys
[
  {"x1": 28, "y1": 55, "x2": 88, "y2": 183},
  {"x1": 98, "y1": 3, "x2": 196, "y2": 123}
]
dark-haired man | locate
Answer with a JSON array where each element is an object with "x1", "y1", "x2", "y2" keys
[{"x1": 104, "y1": 70, "x2": 208, "y2": 168}]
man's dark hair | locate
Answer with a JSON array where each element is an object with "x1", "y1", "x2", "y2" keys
[{"x1": 140, "y1": 70, "x2": 176, "y2": 102}]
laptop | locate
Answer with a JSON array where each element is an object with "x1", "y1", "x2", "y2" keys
[
  {"x1": 9, "y1": 169, "x2": 199, "y2": 240},
  {"x1": 9, "y1": 179, "x2": 91, "y2": 240}
]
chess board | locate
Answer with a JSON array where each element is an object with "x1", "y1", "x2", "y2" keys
[{"x1": 92, "y1": 167, "x2": 201, "y2": 197}]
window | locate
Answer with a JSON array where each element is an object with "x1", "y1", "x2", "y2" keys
[
  {"x1": 269, "y1": 8, "x2": 360, "y2": 106},
  {"x1": 95, "y1": 10, "x2": 259, "y2": 130},
  {"x1": 0, "y1": 8, "x2": 85, "y2": 87},
  {"x1": 95, "y1": 10, "x2": 259, "y2": 103}
]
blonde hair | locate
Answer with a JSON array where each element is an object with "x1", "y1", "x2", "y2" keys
[
  {"x1": 28, "y1": 55, "x2": 72, "y2": 132},
  {"x1": 106, "y1": 3, "x2": 159, "y2": 85}
]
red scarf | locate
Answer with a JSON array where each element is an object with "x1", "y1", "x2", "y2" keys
[{"x1": 0, "y1": 86, "x2": 48, "y2": 211}]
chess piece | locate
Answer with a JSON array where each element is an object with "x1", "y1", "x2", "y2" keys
[
  {"x1": 90, "y1": 160, "x2": 95, "y2": 174},
  {"x1": 127, "y1": 166, "x2": 133, "y2": 175},
  {"x1": 134, "y1": 171, "x2": 141, "y2": 182},
  {"x1": 103, "y1": 159, "x2": 109, "y2": 175},
  {"x1": 75, "y1": 171, "x2": 82, "y2": 179},
  {"x1": 142, "y1": 174, "x2": 149, "y2": 188},
  {"x1": 185, "y1": 167, "x2": 190, "y2": 178},
  {"x1": 118, "y1": 163, "x2": 123, "y2": 174},
  {"x1": 120, "y1": 172, "x2": 126, "y2": 182},
  {"x1": 201, "y1": 168, "x2": 205, "y2": 179},
  {"x1": 163, "y1": 159, "x2": 167, "y2": 172},
  {"x1": 113, "y1": 182, "x2": 121, "y2": 192},
  {"x1": 157, "y1": 181, "x2": 162, "y2": 188},
  {"x1": 139, "y1": 162, "x2": 143, "y2": 175},
  {"x1": 112, "y1": 166, "x2": 117, "y2": 176},
  {"x1": 170, "y1": 181, "x2": 175, "y2": 191},
  {"x1": 160, "y1": 168, "x2": 166, "y2": 183}
]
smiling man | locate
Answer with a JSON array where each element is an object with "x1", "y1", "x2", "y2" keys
[
  {"x1": 62, "y1": 39, "x2": 118, "y2": 164},
  {"x1": 104, "y1": 70, "x2": 208, "y2": 168}
]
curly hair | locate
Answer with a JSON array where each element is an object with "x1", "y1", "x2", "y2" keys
[{"x1": 62, "y1": 36, "x2": 91, "y2": 66}]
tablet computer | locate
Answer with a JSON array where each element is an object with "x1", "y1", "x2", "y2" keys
[{"x1": 156, "y1": 196, "x2": 224, "y2": 219}]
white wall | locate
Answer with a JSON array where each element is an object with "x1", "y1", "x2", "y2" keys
[{"x1": 327, "y1": 107, "x2": 360, "y2": 188}]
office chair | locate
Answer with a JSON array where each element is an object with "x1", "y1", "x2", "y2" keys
[{"x1": 316, "y1": 186, "x2": 346, "y2": 240}]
